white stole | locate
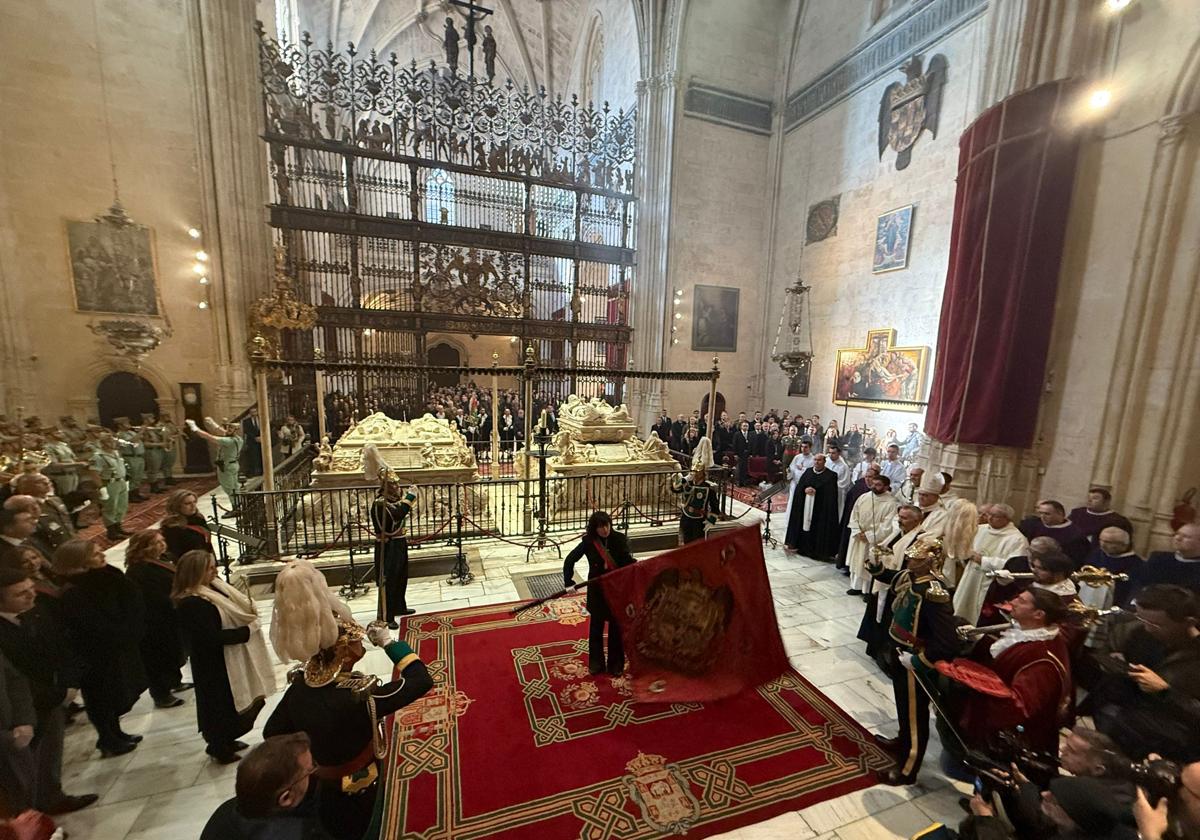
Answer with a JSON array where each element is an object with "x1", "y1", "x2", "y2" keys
[{"x1": 192, "y1": 579, "x2": 276, "y2": 713}]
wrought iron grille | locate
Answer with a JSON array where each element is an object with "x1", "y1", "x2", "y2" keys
[{"x1": 257, "y1": 27, "x2": 638, "y2": 428}]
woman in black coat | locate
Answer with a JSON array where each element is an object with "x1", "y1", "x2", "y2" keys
[
  {"x1": 53, "y1": 539, "x2": 146, "y2": 757},
  {"x1": 160, "y1": 489, "x2": 214, "y2": 560},
  {"x1": 172, "y1": 551, "x2": 269, "y2": 764},
  {"x1": 563, "y1": 511, "x2": 636, "y2": 676},
  {"x1": 124, "y1": 530, "x2": 189, "y2": 709}
]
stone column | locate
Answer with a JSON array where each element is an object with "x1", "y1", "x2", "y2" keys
[
  {"x1": 186, "y1": 0, "x2": 273, "y2": 419},
  {"x1": 628, "y1": 0, "x2": 685, "y2": 433},
  {"x1": 1091, "y1": 108, "x2": 1199, "y2": 548}
]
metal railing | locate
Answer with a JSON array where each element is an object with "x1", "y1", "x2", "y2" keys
[{"x1": 218, "y1": 468, "x2": 730, "y2": 564}]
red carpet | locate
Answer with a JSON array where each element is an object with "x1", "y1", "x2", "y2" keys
[
  {"x1": 381, "y1": 598, "x2": 890, "y2": 839},
  {"x1": 78, "y1": 477, "x2": 216, "y2": 549}
]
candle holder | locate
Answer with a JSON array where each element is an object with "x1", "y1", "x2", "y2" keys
[{"x1": 524, "y1": 423, "x2": 563, "y2": 563}]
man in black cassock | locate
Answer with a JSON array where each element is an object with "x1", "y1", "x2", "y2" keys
[{"x1": 785, "y1": 454, "x2": 841, "y2": 561}]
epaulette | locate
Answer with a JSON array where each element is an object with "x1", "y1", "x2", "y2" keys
[{"x1": 335, "y1": 671, "x2": 381, "y2": 698}]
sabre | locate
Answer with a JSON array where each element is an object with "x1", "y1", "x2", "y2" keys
[
  {"x1": 983, "y1": 566, "x2": 1130, "y2": 585},
  {"x1": 509, "y1": 576, "x2": 605, "y2": 616}
]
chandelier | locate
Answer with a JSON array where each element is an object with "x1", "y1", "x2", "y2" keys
[
  {"x1": 89, "y1": 319, "x2": 172, "y2": 360},
  {"x1": 770, "y1": 267, "x2": 813, "y2": 375}
]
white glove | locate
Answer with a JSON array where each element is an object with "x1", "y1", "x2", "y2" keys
[
  {"x1": 993, "y1": 570, "x2": 1014, "y2": 583},
  {"x1": 366, "y1": 621, "x2": 393, "y2": 648},
  {"x1": 185, "y1": 419, "x2": 199, "y2": 432},
  {"x1": 898, "y1": 652, "x2": 914, "y2": 671}
]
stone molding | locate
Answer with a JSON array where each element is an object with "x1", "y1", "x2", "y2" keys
[
  {"x1": 682, "y1": 80, "x2": 773, "y2": 135},
  {"x1": 783, "y1": 0, "x2": 987, "y2": 132}
]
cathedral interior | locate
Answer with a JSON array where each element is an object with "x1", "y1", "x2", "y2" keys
[{"x1": 1, "y1": 0, "x2": 1199, "y2": 838}]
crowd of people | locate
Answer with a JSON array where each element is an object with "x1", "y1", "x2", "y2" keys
[
  {"x1": 0, "y1": 483, "x2": 284, "y2": 821},
  {"x1": 761, "y1": 421, "x2": 1200, "y2": 838}
]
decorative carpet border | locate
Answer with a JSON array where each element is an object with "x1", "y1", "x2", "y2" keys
[{"x1": 380, "y1": 598, "x2": 890, "y2": 839}]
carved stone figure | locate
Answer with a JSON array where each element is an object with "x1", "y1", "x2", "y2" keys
[
  {"x1": 444, "y1": 18, "x2": 460, "y2": 72},
  {"x1": 482, "y1": 25, "x2": 497, "y2": 83}
]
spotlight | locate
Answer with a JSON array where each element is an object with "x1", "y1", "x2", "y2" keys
[
  {"x1": 1088, "y1": 88, "x2": 1113, "y2": 110},
  {"x1": 192, "y1": 263, "x2": 205, "y2": 274},
  {"x1": 671, "y1": 338, "x2": 679, "y2": 345},
  {"x1": 196, "y1": 250, "x2": 209, "y2": 262},
  {"x1": 197, "y1": 301, "x2": 209, "y2": 310},
  {"x1": 199, "y1": 276, "x2": 209, "y2": 285},
  {"x1": 187, "y1": 227, "x2": 201, "y2": 238},
  {"x1": 674, "y1": 313, "x2": 682, "y2": 320},
  {"x1": 1105, "y1": 0, "x2": 1132, "y2": 10}
]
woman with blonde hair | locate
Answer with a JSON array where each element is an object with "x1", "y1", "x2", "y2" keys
[
  {"x1": 172, "y1": 550, "x2": 274, "y2": 763},
  {"x1": 159, "y1": 489, "x2": 212, "y2": 559},
  {"x1": 53, "y1": 539, "x2": 146, "y2": 757},
  {"x1": 125, "y1": 530, "x2": 189, "y2": 709}
]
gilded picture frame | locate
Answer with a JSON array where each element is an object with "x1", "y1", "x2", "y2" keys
[
  {"x1": 66, "y1": 217, "x2": 162, "y2": 316},
  {"x1": 833, "y1": 328, "x2": 928, "y2": 411}
]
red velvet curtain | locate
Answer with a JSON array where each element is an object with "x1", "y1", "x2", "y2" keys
[{"x1": 925, "y1": 80, "x2": 1085, "y2": 448}]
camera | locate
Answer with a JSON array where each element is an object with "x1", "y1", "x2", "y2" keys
[
  {"x1": 1106, "y1": 756, "x2": 1182, "y2": 803},
  {"x1": 962, "y1": 729, "x2": 1060, "y2": 793}
]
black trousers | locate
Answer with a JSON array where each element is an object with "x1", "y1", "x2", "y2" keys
[
  {"x1": 680, "y1": 517, "x2": 706, "y2": 544},
  {"x1": 144, "y1": 652, "x2": 182, "y2": 702},
  {"x1": 376, "y1": 538, "x2": 410, "y2": 621},
  {"x1": 588, "y1": 614, "x2": 624, "y2": 673},
  {"x1": 891, "y1": 664, "x2": 930, "y2": 777}
]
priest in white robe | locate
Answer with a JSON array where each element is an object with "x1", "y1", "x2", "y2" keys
[
  {"x1": 916, "y1": 472, "x2": 949, "y2": 537},
  {"x1": 953, "y1": 503, "x2": 1030, "y2": 623},
  {"x1": 780, "y1": 440, "x2": 816, "y2": 525},
  {"x1": 846, "y1": 475, "x2": 899, "y2": 594},
  {"x1": 825, "y1": 443, "x2": 853, "y2": 518}
]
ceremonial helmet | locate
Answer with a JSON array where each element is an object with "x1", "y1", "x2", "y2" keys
[
  {"x1": 269, "y1": 560, "x2": 361, "y2": 686},
  {"x1": 690, "y1": 436, "x2": 715, "y2": 475},
  {"x1": 302, "y1": 617, "x2": 369, "y2": 688},
  {"x1": 903, "y1": 535, "x2": 951, "y2": 602}
]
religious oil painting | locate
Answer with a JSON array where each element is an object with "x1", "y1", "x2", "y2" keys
[
  {"x1": 67, "y1": 218, "x2": 160, "y2": 315},
  {"x1": 692, "y1": 285, "x2": 739, "y2": 353},
  {"x1": 833, "y1": 328, "x2": 928, "y2": 411},
  {"x1": 786, "y1": 357, "x2": 812, "y2": 397},
  {"x1": 872, "y1": 204, "x2": 914, "y2": 274}
]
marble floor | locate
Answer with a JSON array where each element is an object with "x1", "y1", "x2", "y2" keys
[{"x1": 55, "y1": 492, "x2": 968, "y2": 840}]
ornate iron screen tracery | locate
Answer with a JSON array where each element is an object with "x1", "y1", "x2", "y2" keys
[{"x1": 256, "y1": 25, "x2": 638, "y2": 422}]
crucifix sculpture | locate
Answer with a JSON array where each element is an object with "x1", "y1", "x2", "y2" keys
[{"x1": 449, "y1": 0, "x2": 494, "y2": 79}]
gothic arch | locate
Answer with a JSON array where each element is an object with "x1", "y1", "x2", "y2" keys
[{"x1": 79, "y1": 357, "x2": 181, "y2": 424}]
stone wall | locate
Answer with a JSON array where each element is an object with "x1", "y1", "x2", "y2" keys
[
  {"x1": 0, "y1": 0, "x2": 252, "y2": 422},
  {"x1": 761, "y1": 2, "x2": 987, "y2": 435}
]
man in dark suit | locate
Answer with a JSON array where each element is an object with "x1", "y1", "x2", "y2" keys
[
  {"x1": 241, "y1": 406, "x2": 262, "y2": 478},
  {"x1": 652, "y1": 410, "x2": 673, "y2": 445},
  {"x1": 0, "y1": 565, "x2": 96, "y2": 814}
]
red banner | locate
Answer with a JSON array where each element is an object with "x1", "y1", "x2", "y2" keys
[{"x1": 599, "y1": 525, "x2": 789, "y2": 704}]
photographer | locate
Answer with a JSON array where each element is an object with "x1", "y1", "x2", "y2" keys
[
  {"x1": 1086, "y1": 585, "x2": 1200, "y2": 762},
  {"x1": 1131, "y1": 759, "x2": 1200, "y2": 840},
  {"x1": 965, "y1": 774, "x2": 1137, "y2": 839}
]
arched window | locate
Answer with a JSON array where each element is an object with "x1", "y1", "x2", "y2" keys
[{"x1": 424, "y1": 169, "x2": 456, "y2": 225}]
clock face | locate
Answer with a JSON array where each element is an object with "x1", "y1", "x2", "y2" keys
[{"x1": 806, "y1": 198, "x2": 840, "y2": 244}]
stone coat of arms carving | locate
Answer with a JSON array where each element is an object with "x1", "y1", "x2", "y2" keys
[{"x1": 877, "y1": 54, "x2": 947, "y2": 170}]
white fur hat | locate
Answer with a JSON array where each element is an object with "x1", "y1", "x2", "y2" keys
[
  {"x1": 918, "y1": 471, "x2": 946, "y2": 495},
  {"x1": 270, "y1": 560, "x2": 354, "y2": 663},
  {"x1": 691, "y1": 436, "x2": 715, "y2": 470}
]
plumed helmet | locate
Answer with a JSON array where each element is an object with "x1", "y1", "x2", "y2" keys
[
  {"x1": 690, "y1": 436, "x2": 715, "y2": 471},
  {"x1": 269, "y1": 560, "x2": 353, "y2": 663}
]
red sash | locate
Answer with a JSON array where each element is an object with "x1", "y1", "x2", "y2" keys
[
  {"x1": 314, "y1": 740, "x2": 376, "y2": 781},
  {"x1": 593, "y1": 537, "x2": 617, "y2": 572}
]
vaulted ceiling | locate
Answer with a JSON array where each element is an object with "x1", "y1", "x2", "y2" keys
[{"x1": 289, "y1": 0, "x2": 632, "y2": 104}]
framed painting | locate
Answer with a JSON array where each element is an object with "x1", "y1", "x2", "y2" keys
[
  {"x1": 833, "y1": 328, "x2": 928, "y2": 411},
  {"x1": 691, "y1": 285, "x2": 739, "y2": 353},
  {"x1": 786, "y1": 357, "x2": 812, "y2": 397},
  {"x1": 872, "y1": 204, "x2": 914, "y2": 274},
  {"x1": 66, "y1": 217, "x2": 161, "y2": 315}
]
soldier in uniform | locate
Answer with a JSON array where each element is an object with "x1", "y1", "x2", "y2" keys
[
  {"x1": 140, "y1": 413, "x2": 166, "y2": 495},
  {"x1": 866, "y1": 534, "x2": 960, "y2": 785},
  {"x1": 41, "y1": 427, "x2": 83, "y2": 498},
  {"x1": 265, "y1": 562, "x2": 433, "y2": 840},
  {"x1": 369, "y1": 464, "x2": 418, "y2": 629},
  {"x1": 58, "y1": 416, "x2": 87, "y2": 451},
  {"x1": 113, "y1": 417, "x2": 147, "y2": 502},
  {"x1": 670, "y1": 436, "x2": 721, "y2": 545},
  {"x1": 159, "y1": 415, "x2": 180, "y2": 485},
  {"x1": 90, "y1": 434, "x2": 129, "y2": 540},
  {"x1": 139, "y1": 412, "x2": 165, "y2": 494},
  {"x1": 186, "y1": 418, "x2": 243, "y2": 516}
]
